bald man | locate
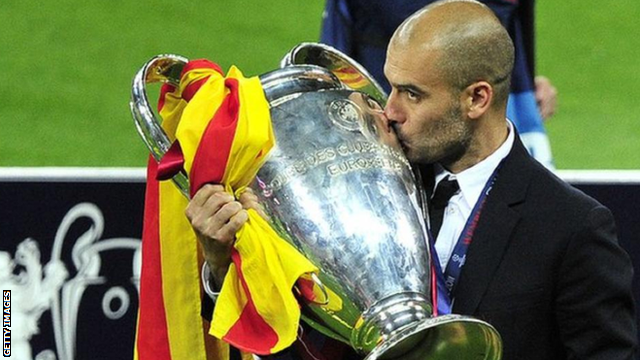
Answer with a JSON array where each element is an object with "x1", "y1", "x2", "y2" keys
[
  {"x1": 190, "y1": 1, "x2": 637, "y2": 359},
  {"x1": 383, "y1": 1, "x2": 637, "y2": 359},
  {"x1": 321, "y1": 0, "x2": 557, "y2": 170}
]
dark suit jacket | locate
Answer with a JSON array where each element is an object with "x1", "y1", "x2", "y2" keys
[{"x1": 443, "y1": 136, "x2": 638, "y2": 359}]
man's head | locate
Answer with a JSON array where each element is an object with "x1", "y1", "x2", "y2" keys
[{"x1": 384, "y1": 0, "x2": 514, "y2": 171}]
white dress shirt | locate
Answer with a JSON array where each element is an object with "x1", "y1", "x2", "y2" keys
[{"x1": 432, "y1": 120, "x2": 515, "y2": 269}]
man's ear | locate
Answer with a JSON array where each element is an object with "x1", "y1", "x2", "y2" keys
[{"x1": 463, "y1": 81, "x2": 493, "y2": 120}]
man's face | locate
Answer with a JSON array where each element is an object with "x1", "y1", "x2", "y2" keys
[{"x1": 383, "y1": 45, "x2": 472, "y2": 165}]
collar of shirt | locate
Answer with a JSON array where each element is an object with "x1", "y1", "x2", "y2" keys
[
  {"x1": 434, "y1": 120, "x2": 515, "y2": 211},
  {"x1": 431, "y1": 120, "x2": 515, "y2": 269}
]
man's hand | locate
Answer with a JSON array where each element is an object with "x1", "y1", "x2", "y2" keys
[
  {"x1": 185, "y1": 184, "x2": 265, "y2": 286},
  {"x1": 237, "y1": 187, "x2": 268, "y2": 221},
  {"x1": 186, "y1": 184, "x2": 248, "y2": 284},
  {"x1": 535, "y1": 76, "x2": 558, "y2": 120}
]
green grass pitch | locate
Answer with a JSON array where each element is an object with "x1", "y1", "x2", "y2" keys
[{"x1": 0, "y1": 0, "x2": 638, "y2": 169}]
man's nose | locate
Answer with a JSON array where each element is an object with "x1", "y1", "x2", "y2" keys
[{"x1": 384, "y1": 92, "x2": 406, "y2": 125}]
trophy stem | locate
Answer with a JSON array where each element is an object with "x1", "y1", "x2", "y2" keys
[{"x1": 351, "y1": 292, "x2": 432, "y2": 354}]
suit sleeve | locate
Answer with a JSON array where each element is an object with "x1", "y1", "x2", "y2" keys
[{"x1": 556, "y1": 205, "x2": 638, "y2": 359}]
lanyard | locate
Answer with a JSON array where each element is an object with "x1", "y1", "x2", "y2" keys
[{"x1": 429, "y1": 162, "x2": 503, "y2": 311}]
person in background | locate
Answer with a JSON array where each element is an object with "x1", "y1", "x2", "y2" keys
[{"x1": 321, "y1": 0, "x2": 557, "y2": 169}]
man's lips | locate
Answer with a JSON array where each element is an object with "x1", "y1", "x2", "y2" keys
[
  {"x1": 394, "y1": 130, "x2": 410, "y2": 152},
  {"x1": 389, "y1": 124, "x2": 410, "y2": 152}
]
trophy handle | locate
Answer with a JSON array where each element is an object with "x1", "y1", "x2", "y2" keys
[
  {"x1": 280, "y1": 42, "x2": 388, "y2": 106},
  {"x1": 130, "y1": 54, "x2": 191, "y2": 197}
]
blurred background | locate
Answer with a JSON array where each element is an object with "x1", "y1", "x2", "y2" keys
[{"x1": 1, "y1": 0, "x2": 638, "y2": 169}]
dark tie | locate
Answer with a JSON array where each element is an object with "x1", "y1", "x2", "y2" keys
[{"x1": 429, "y1": 176, "x2": 460, "y2": 239}]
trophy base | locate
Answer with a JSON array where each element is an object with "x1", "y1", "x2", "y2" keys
[{"x1": 364, "y1": 314, "x2": 502, "y2": 360}]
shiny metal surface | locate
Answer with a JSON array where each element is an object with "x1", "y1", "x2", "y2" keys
[
  {"x1": 260, "y1": 64, "x2": 345, "y2": 106},
  {"x1": 253, "y1": 89, "x2": 430, "y2": 347},
  {"x1": 130, "y1": 53, "x2": 502, "y2": 359},
  {"x1": 281, "y1": 42, "x2": 388, "y2": 106},
  {"x1": 130, "y1": 54, "x2": 190, "y2": 196}
]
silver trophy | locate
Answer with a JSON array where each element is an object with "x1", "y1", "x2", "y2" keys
[{"x1": 130, "y1": 43, "x2": 502, "y2": 359}]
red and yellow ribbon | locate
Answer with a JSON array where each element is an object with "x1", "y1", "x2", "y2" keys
[{"x1": 135, "y1": 59, "x2": 318, "y2": 359}]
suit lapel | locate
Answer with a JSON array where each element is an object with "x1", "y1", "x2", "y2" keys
[{"x1": 452, "y1": 137, "x2": 533, "y2": 314}]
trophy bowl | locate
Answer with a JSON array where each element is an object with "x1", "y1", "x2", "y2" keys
[{"x1": 130, "y1": 44, "x2": 502, "y2": 360}]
